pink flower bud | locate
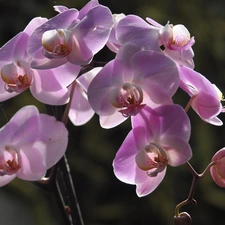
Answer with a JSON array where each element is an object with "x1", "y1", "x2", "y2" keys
[{"x1": 210, "y1": 148, "x2": 225, "y2": 187}]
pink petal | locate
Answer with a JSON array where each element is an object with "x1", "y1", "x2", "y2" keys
[
  {"x1": 136, "y1": 168, "x2": 166, "y2": 197},
  {"x1": 212, "y1": 148, "x2": 225, "y2": 162},
  {"x1": 23, "y1": 17, "x2": 48, "y2": 36},
  {"x1": 69, "y1": 67, "x2": 100, "y2": 126},
  {"x1": 0, "y1": 32, "x2": 28, "y2": 62},
  {"x1": 99, "y1": 112, "x2": 128, "y2": 129},
  {"x1": 78, "y1": 0, "x2": 99, "y2": 20},
  {"x1": 146, "y1": 17, "x2": 163, "y2": 28},
  {"x1": 69, "y1": 86, "x2": 95, "y2": 125},
  {"x1": 74, "y1": 5, "x2": 113, "y2": 60},
  {"x1": 30, "y1": 49, "x2": 68, "y2": 69},
  {"x1": 16, "y1": 146, "x2": 47, "y2": 180},
  {"x1": 113, "y1": 126, "x2": 148, "y2": 184},
  {"x1": 117, "y1": 15, "x2": 160, "y2": 51},
  {"x1": 88, "y1": 59, "x2": 124, "y2": 116},
  {"x1": 54, "y1": 5, "x2": 69, "y2": 13},
  {"x1": 210, "y1": 166, "x2": 225, "y2": 188},
  {"x1": 11, "y1": 115, "x2": 40, "y2": 145},
  {"x1": 192, "y1": 91, "x2": 222, "y2": 120},
  {"x1": 161, "y1": 137, "x2": 192, "y2": 166},
  {"x1": 154, "y1": 104, "x2": 191, "y2": 141},
  {"x1": 30, "y1": 70, "x2": 71, "y2": 105},
  {"x1": 179, "y1": 66, "x2": 222, "y2": 124},
  {"x1": 164, "y1": 48, "x2": 195, "y2": 68},
  {"x1": 131, "y1": 50, "x2": 179, "y2": 103},
  {"x1": 210, "y1": 149, "x2": 225, "y2": 188},
  {"x1": 34, "y1": 114, "x2": 68, "y2": 168},
  {"x1": 8, "y1": 105, "x2": 39, "y2": 128}
]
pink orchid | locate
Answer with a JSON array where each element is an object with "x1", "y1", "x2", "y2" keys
[
  {"x1": 0, "y1": 17, "x2": 80, "y2": 105},
  {"x1": 113, "y1": 104, "x2": 192, "y2": 197},
  {"x1": 88, "y1": 44, "x2": 179, "y2": 128},
  {"x1": 146, "y1": 17, "x2": 195, "y2": 68},
  {"x1": 110, "y1": 15, "x2": 195, "y2": 67},
  {"x1": 0, "y1": 105, "x2": 68, "y2": 187},
  {"x1": 178, "y1": 65, "x2": 223, "y2": 126},
  {"x1": 27, "y1": 2, "x2": 113, "y2": 69},
  {"x1": 210, "y1": 148, "x2": 225, "y2": 188},
  {"x1": 69, "y1": 67, "x2": 102, "y2": 126}
]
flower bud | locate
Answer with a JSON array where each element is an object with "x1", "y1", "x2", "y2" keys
[
  {"x1": 210, "y1": 148, "x2": 225, "y2": 187},
  {"x1": 174, "y1": 212, "x2": 192, "y2": 225}
]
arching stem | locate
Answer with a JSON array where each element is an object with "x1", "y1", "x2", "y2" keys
[{"x1": 175, "y1": 161, "x2": 216, "y2": 217}]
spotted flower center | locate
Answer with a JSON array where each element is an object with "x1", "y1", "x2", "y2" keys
[
  {"x1": 42, "y1": 29, "x2": 74, "y2": 59},
  {"x1": 135, "y1": 143, "x2": 168, "y2": 177},
  {"x1": 1, "y1": 62, "x2": 33, "y2": 93},
  {"x1": 110, "y1": 82, "x2": 145, "y2": 117},
  {"x1": 0, "y1": 146, "x2": 21, "y2": 176}
]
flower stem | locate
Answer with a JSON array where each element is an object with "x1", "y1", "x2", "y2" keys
[
  {"x1": 55, "y1": 155, "x2": 84, "y2": 225},
  {"x1": 41, "y1": 104, "x2": 84, "y2": 225},
  {"x1": 184, "y1": 95, "x2": 197, "y2": 113},
  {"x1": 175, "y1": 161, "x2": 215, "y2": 217}
]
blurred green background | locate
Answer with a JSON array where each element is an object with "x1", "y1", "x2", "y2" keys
[{"x1": 1, "y1": 0, "x2": 225, "y2": 224}]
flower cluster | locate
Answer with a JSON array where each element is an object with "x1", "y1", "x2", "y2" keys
[{"x1": 0, "y1": 0, "x2": 225, "y2": 218}]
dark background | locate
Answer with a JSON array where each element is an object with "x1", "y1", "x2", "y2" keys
[{"x1": 1, "y1": 0, "x2": 225, "y2": 224}]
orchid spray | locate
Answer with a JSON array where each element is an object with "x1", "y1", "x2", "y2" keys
[{"x1": 0, "y1": 1, "x2": 225, "y2": 225}]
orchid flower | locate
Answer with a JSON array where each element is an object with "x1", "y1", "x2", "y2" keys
[
  {"x1": 146, "y1": 17, "x2": 195, "y2": 68},
  {"x1": 110, "y1": 15, "x2": 195, "y2": 67},
  {"x1": 0, "y1": 17, "x2": 80, "y2": 105},
  {"x1": 88, "y1": 43, "x2": 179, "y2": 128},
  {"x1": 113, "y1": 104, "x2": 192, "y2": 197},
  {"x1": 27, "y1": 2, "x2": 113, "y2": 69},
  {"x1": 210, "y1": 148, "x2": 225, "y2": 188},
  {"x1": 178, "y1": 65, "x2": 223, "y2": 126},
  {"x1": 0, "y1": 105, "x2": 68, "y2": 187},
  {"x1": 69, "y1": 67, "x2": 102, "y2": 126}
]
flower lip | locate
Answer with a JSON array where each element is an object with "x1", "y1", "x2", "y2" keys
[
  {"x1": 135, "y1": 142, "x2": 168, "y2": 177},
  {"x1": 0, "y1": 146, "x2": 21, "y2": 176},
  {"x1": 160, "y1": 23, "x2": 194, "y2": 51},
  {"x1": 110, "y1": 82, "x2": 145, "y2": 117},
  {"x1": 1, "y1": 62, "x2": 33, "y2": 93},
  {"x1": 42, "y1": 29, "x2": 74, "y2": 59}
]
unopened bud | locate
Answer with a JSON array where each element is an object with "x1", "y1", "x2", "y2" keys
[{"x1": 174, "y1": 212, "x2": 192, "y2": 225}]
